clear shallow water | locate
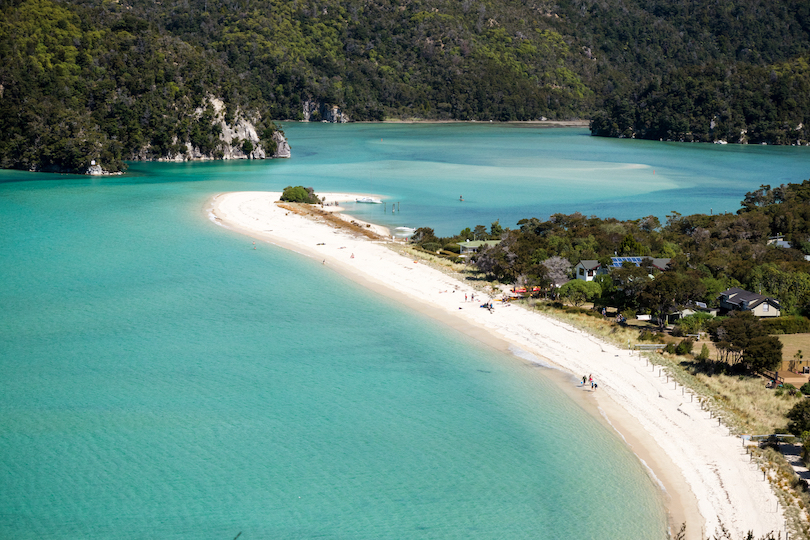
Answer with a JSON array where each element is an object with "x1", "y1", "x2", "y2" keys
[
  {"x1": 269, "y1": 123, "x2": 810, "y2": 236},
  {"x1": 2, "y1": 125, "x2": 806, "y2": 538}
]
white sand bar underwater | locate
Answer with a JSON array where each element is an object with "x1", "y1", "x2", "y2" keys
[{"x1": 210, "y1": 191, "x2": 783, "y2": 540}]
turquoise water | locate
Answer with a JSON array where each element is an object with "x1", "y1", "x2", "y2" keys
[
  {"x1": 2, "y1": 125, "x2": 807, "y2": 538},
  {"x1": 267, "y1": 123, "x2": 810, "y2": 235}
]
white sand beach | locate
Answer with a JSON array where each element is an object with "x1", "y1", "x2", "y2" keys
[{"x1": 209, "y1": 191, "x2": 783, "y2": 540}]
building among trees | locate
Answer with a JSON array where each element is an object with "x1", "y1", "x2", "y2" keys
[
  {"x1": 574, "y1": 257, "x2": 671, "y2": 281},
  {"x1": 718, "y1": 287, "x2": 781, "y2": 318}
]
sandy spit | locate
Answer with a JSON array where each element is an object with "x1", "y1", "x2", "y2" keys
[{"x1": 209, "y1": 191, "x2": 783, "y2": 540}]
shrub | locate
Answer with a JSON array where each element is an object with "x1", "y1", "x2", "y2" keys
[
  {"x1": 639, "y1": 330, "x2": 665, "y2": 343},
  {"x1": 671, "y1": 325, "x2": 684, "y2": 337},
  {"x1": 675, "y1": 339, "x2": 694, "y2": 356},
  {"x1": 422, "y1": 242, "x2": 441, "y2": 252},
  {"x1": 761, "y1": 316, "x2": 810, "y2": 335},
  {"x1": 785, "y1": 384, "x2": 798, "y2": 397},
  {"x1": 696, "y1": 344, "x2": 710, "y2": 361},
  {"x1": 678, "y1": 312, "x2": 715, "y2": 334},
  {"x1": 639, "y1": 330, "x2": 656, "y2": 341},
  {"x1": 664, "y1": 343, "x2": 677, "y2": 354},
  {"x1": 443, "y1": 243, "x2": 461, "y2": 254},
  {"x1": 801, "y1": 383, "x2": 810, "y2": 396},
  {"x1": 280, "y1": 185, "x2": 319, "y2": 203}
]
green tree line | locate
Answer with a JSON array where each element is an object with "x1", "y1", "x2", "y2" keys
[
  {"x1": 413, "y1": 179, "x2": 810, "y2": 320},
  {"x1": 2, "y1": 0, "x2": 809, "y2": 172}
]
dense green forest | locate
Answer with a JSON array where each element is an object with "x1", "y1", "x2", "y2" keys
[
  {"x1": 1, "y1": 0, "x2": 809, "y2": 172},
  {"x1": 412, "y1": 180, "x2": 810, "y2": 326}
]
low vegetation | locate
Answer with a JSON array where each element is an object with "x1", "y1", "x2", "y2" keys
[{"x1": 280, "y1": 186, "x2": 321, "y2": 204}]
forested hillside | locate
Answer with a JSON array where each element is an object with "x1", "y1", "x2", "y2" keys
[{"x1": 1, "y1": 0, "x2": 809, "y2": 172}]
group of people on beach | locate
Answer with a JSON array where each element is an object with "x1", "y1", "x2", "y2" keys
[{"x1": 582, "y1": 374, "x2": 598, "y2": 391}]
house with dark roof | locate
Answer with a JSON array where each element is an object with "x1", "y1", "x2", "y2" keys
[
  {"x1": 718, "y1": 287, "x2": 781, "y2": 317},
  {"x1": 573, "y1": 256, "x2": 671, "y2": 282}
]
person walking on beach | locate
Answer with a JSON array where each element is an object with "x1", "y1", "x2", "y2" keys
[{"x1": 582, "y1": 376, "x2": 587, "y2": 385}]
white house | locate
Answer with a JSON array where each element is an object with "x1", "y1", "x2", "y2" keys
[{"x1": 573, "y1": 260, "x2": 603, "y2": 281}]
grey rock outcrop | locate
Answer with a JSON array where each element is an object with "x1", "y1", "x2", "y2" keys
[
  {"x1": 302, "y1": 100, "x2": 350, "y2": 123},
  {"x1": 83, "y1": 161, "x2": 121, "y2": 175},
  {"x1": 153, "y1": 96, "x2": 290, "y2": 162},
  {"x1": 272, "y1": 131, "x2": 291, "y2": 158}
]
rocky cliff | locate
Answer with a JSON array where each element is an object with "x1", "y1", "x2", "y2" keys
[
  {"x1": 152, "y1": 96, "x2": 290, "y2": 163},
  {"x1": 302, "y1": 100, "x2": 350, "y2": 123}
]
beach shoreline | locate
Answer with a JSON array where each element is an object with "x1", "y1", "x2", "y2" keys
[{"x1": 208, "y1": 190, "x2": 783, "y2": 540}]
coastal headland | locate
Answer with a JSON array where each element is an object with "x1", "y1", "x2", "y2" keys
[{"x1": 209, "y1": 191, "x2": 784, "y2": 540}]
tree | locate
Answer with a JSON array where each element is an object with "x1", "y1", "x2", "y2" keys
[
  {"x1": 610, "y1": 264, "x2": 651, "y2": 311},
  {"x1": 639, "y1": 272, "x2": 683, "y2": 330},
  {"x1": 707, "y1": 311, "x2": 782, "y2": 371},
  {"x1": 280, "y1": 185, "x2": 319, "y2": 203},
  {"x1": 787, "y1": 399, "x2": 810, "y2": 436},
  {"x1": 638, "y1": 215, "x2": 660, "y2": 232},
  {"x1": 541, "y1": 256, "x2": 572, "y2": 286},
  {"x1": 411, "y1": 227, "x2": 438, "y2": 245},
  {"x1": 749, "y1": 264, "x2": 810, "y2": 314},
  {"x1": 457, "y1": 227, "x2": 474, "y2": 241},
  {"x1": 618, "y1": 234, "x2": 647, "y2": 256},
  {"x1": 489, "y1": 220, "x2": 504, "y2": 239},
  {"x1": 558, "y1": 280, "x2": 601, "y2": 306},
  {"x1": 745, "y1": 336, "x2": 783, "y2": 372}
]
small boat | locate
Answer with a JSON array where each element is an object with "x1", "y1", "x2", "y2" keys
[{"x1": 356, "y1": 197, "x2": 383, "y2": 204}]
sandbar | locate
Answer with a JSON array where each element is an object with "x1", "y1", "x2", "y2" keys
[{"x1": 208, "y1": 191, "x2": 783, "y2": 540}]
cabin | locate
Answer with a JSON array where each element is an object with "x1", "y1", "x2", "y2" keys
[
  {"x1": 718, "y1": 287, "x2": 781, "y2": 317},
  {"x1": 767, "y1": 235, "x2": 791, "y2": 249},
  {"x1": 459, "y1": 240, "x2": 501, "y2": 256},
  {"x1": 574, "y1": 256, "x2": 671, "y2": 281},
  {"x1": 574, "y1": 260, "x2": 603, "y2": 282}
]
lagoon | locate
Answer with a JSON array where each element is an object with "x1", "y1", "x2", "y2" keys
[{"x1": 268, "y1": 123, "x2": 810, "y2": 236}]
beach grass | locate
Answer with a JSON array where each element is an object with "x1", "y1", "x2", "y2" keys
[
  {"x1": 759, "y1": 446, "x2": 810, "y2": 540},
  {"x1": 525, "y1": 300, "x2": 649, "y2": 348},
  {"x1": 678, "y1": 367, "x2": 799, "y2": 435},
  {"x1": 277, "y1": 202, "x2": 384, "y2": 240}
]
